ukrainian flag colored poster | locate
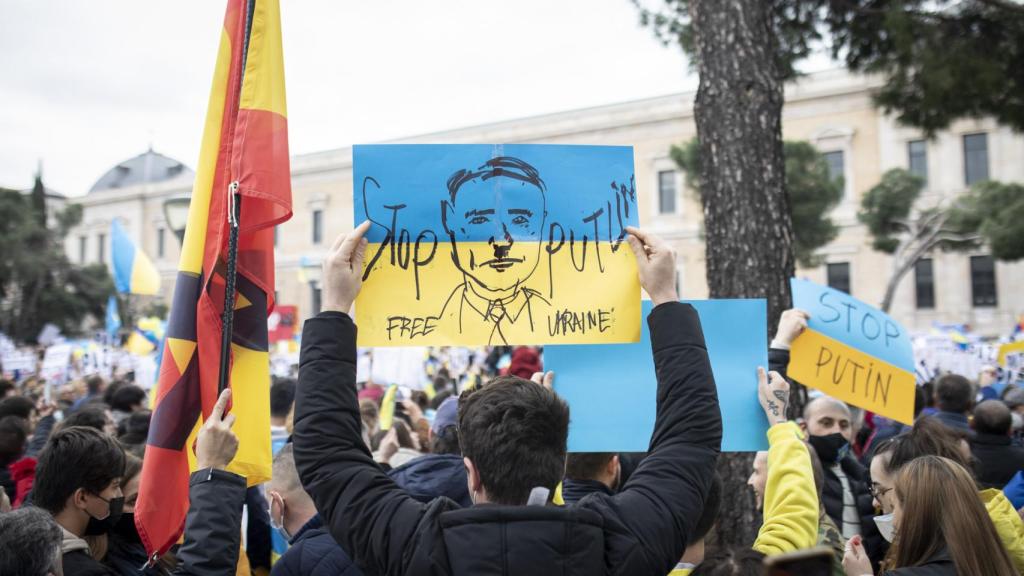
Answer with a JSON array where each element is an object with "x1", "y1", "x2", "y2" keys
[
  {"x1": 788, "y1": 278, "x2": 917, "y2": 424},
  {"x1": 353, "y1": 144, "x2": 640, "y2": 347}
]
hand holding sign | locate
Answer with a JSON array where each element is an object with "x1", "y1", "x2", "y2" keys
[
  {"x1": 758, "y1": 368, "x2": 790, "y2": 426},
  {"x1": 787, "y1": 279, "x2": 916, "y2": 424}
]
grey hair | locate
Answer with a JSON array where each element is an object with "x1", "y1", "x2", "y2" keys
[{"x1": 0, "y1": 506, "x2": 63, "y2": 576}]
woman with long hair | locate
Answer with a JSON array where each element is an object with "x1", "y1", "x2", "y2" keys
[{"x1": 844, "y1": 455, "x2": 1018, "y2": 575}]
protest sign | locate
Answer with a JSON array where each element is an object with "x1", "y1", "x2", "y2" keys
[
  {"x1": 999, "y1": 341, "x2": 1024, "y2": 368},
  {"x1": 2, "y1": 350, "x2": 37, "y2": 379},
  {"x1": 40, "y1": 343, "x2": 73, "y2": 401},
  {"x1": 788, "y1": 278, "x2": 916, "y2": 424},
  {"x1": 353, "y1": 144, "x2": 640, "y2": 347},
  {"x1": 548, "y1": 299, "x2": 768, "y2": 452}
]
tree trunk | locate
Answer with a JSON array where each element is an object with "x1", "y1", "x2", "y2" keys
[{"x1": 691, "y1": 0, "x2": 794, "y2": 547}]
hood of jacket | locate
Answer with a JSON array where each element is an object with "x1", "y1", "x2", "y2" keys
[
  {"x1": 439, "y1": 504, "x2": 606, "y2": 575},
  {"x1": 60, "y1": 526, "x2": 91, "y2": 555},
  {"x1": 561, "y1": 478, "x2": 614, "y2": 506},
  {"x1": 388, "y1": 453, "x2": 471, "y2": 507}
]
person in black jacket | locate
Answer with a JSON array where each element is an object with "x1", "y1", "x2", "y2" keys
[
  {"x1": 561, "y1": 453, "x2": 620, "y2": 505},
  {"x1": 970, "y1": 400, "x2": 1024, "y2": 489},
  {"x1": 294, "y1": 222, "x2": 722, "y2": 576}
]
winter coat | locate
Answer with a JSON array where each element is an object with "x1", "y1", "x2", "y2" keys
[
  {"x1": 387, "y1": 453, "x2": 471, "y2": 507},
  {"x1": 881, "y1": 548, "x2": 955, "y2": 576},
  {"x1": 61, "y1": 526, "x2": 117, "y2": 576},
  {"x1": 294, "y1": 302, "x2": 723, "y2": 576},
  {"x1": 971, "y1": 433, "x2": 1024, "y2": 489},
  {"x1": 170, "y1": 467, "x2": 247, "y2": 576},
  {"x1": 271, "y1": 515, "x2": 362, "y2": 576},
  {"x1": 560, "y1": 478, "x2": 614, "y2": 506},
  {"x1": 821, "y1": 454, "x2": 886, "y2": 568}
]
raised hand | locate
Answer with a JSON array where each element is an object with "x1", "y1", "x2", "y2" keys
[
  {"x1": 624, "y1": 227, "x2": 678, "y2": 306},
  {"x1": 757, "y1": 367, "x2": 790, "y2": 426},
  {"x1": 322, "y1": 220, "x2": 372, "y2": 315},
  {"x1": 196, "y1": 388, "x2": 239, "y2": 471},
  {"x1": 772, "y1": 309, "x2": 809, "y2": 349}
]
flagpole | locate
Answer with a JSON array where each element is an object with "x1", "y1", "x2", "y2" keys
[
  {"x1": 218, "y1": 185, "x2": 241, "y2": 393},
  {"x1": 217, "y1": 0, "x2": 256, "y2": 394}
]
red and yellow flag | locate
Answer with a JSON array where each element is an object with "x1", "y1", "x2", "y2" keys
[{"x1": 136, "y1": 0, "x2": 291, "y2": 557}]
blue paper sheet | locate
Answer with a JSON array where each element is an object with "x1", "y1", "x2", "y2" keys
[
  {"x1": 791, "y1": 278, "x2": 913, "y2": 371},
  {"x1": 547, "y1": 299, "x2": 769, "y2": 453}
]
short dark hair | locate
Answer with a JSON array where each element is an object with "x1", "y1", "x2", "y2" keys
[
  {"x1": 0, "y1": 506, "x2": 63, "y2": 576},
  {"x1": 118, "y1": 410, "x2": 152, "y2": 446},
  {"x1": 564, "y1": 453, "x2": 616, "y2": 481},
  {"x1": 689, "y1": 473, "x2": 723, "y2": 546},
  {"x1": 446, "y1": 156, "x2": 547, "y2": 204},
  {"x1": 34, "y1": 426, "x2": 125, "y2": 514},
  {"x1": 935, "y1": 374, "x2": 973, "y2": 413},
  {"x1": 86, "y1": 375, "x2": 106, "y2": 395},
  {"x1": 0, "y1": 379, "x2": 15, "y2": 397},
  {"x1": 0, "y1": 415, "x2": 28, "y2": 465},
  {"x1": 875, "y1": 416, "x2": 971, "y2": 475},
  {"x1": 60, "y1": 405, "x2": 110, "y2": 433},
  {"x1": 457, "y1": 376, "x2": 568, "y2": 505},
  {"x1": 973, "y1": 400, "x2": 1013, "y2": 436},
  {"x1": 430, "y1": 425, "x2": 461, "y2": 455},
  {"x1": 270, "y1": 378, "x2": 297, "y2": 419},
  {"x1": 691, "y1": 546, "x2": 766, "y2": 576},
  {"x1": 110, "y1": 385, "x2": 147, "y2": 413},
  {"x1": 0, "y1": 395, "x2": 34, "y2": 420}
]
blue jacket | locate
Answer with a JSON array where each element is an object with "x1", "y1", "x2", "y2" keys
[
  {"x1": 271, "y1": 515, "x2": 362, "y2": 576},
  {"x1": 387, "y1": 453, "x2": 472, "y2": 507}
]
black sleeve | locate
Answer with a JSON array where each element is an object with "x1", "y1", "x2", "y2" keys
[
  {"x1": 582, "y1": 302, "x2": 723, "y2": 573},
  {"x1": 768, "y1": 347, "x2": 790, "y2": 381},
  {"x1": 172, "y1": 468, "x2": 246, "y2": 576},
  {"x1": 293, "y1": 312, "x2": 434, "y2": 576}
]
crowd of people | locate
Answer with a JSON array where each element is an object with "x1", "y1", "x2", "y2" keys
[{"x1": 1, "y1": 224, "x2": 1023, "y2": 576}]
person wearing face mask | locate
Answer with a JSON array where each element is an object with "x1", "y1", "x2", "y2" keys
[
  {"x1": 844, "y1": 455, "x2": 1017, "y2": 576},
  {"x1": 32, "y1": 425, "x2": 126, "y2": 576},
  {"x1": 267, "y1": 443, "x2": 363, "y2": 576},
  {"x1": 800, "y1": 395, "x2": 886, "y2": 568},
  {"x1": 869, "y1": 416, "x2": 1024, "y2": 574}
]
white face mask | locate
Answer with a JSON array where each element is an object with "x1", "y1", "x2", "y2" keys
[{"x1": 874, "y1": 513, "x2": 895, "y2": 543}]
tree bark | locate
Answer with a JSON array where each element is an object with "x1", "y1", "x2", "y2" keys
[{"x1": 691, "y1": 0, "x2": 794, "y2": 547}]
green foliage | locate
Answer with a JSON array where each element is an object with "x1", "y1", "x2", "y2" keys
[
  {"x1": 960, "y1": 181, "x2": 1024, "y2": 260},
  {"x1": 0, "y1": 188, "x2": 113, "y2": 342},
  {"x1": 858, "y1": 169, "x2": 924, "y2": 253},
  {"x1": 635, "y1": 0, "x2": 1024, "y2": 133},
  {"x1": 671, "y1": 138, "x2": 842, "y2": 266}
]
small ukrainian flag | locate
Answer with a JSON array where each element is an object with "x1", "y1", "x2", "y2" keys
[{"x1": 111, "y1": 219, "x2": 161, "y2": 295}]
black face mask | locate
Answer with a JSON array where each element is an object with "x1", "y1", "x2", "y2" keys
[
  {"x1": 111, "y1": 511, "x2": 141, "y2": 546},
  {"x1": 84, "y1": 495, "x2": 125, "y2": 536},
  {"x1": 808, "y1": 432, "x2": 850, "y2": 465}
]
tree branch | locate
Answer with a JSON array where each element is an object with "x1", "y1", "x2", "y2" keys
[{"x1": 975, "y1": 0, "x2": 1024, "y2": 15}]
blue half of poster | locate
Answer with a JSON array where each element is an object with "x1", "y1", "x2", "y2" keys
[{"x1": 548, "y1": 299, "x2": 769, "y2": 452}]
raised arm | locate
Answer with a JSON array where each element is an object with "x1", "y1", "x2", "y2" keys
[
  {"x1": 752, "y1": 369, "x2": 819, "y2": 555},
  {"x1": 581, "y1": 228, "x2": 723, "y2": 573},
  {"x1": 292, "y1": 222, "x2": 435, "y2": 576}
]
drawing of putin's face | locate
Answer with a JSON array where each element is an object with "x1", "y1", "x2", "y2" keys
[{"x1": 443, "y1": 157, "x2": 546, "y2": 295}]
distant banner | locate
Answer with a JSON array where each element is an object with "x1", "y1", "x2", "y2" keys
[
  {"x1": 788, "y1": 278, "x2": 916, "y2": 424},
  {"x1": 547, "y1": 299, "x2": 768, "y2": 453},
  {"x1": 353, "y1": 144, "x2": 640, "y2": 347}
]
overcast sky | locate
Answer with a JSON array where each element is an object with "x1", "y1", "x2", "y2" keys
[{"x1": 0, "y1": 0, "x2": 705, "y2": 196}]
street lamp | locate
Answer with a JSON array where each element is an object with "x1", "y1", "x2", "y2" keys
[{"x1": 162, "y1": 197, "x2": 191, "y2": 245}]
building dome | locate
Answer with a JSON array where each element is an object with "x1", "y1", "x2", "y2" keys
[{"x1": 89, "y1": 148, "x2": 193, "y2": 193}]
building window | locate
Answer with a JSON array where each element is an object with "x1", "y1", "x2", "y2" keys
[
  {"x1": 311, "y1": 282, "x2": 322, "y2": 316},
  {"x1": 658, "y1": 170, "x2": 676, "y2": 214},
  {"x1": 157, "y1": 228, "x2": 165, "y2": 259},
  {"x1": 963, "y1": 133, "x2": 989, "y2": 186},
  {"x1": 78, "y1": 235, "x2": 87, "y2": 263},
  {"x1": 823, "y1": 151, "x2": 845, "y2": 184},
  {"x1": 97, "y1": 233, "x2": 106, "y2": 264},
  {"x1": 908, "y1": 140, "x2": 928, "y2": 184},
  {"x1": 312, "y1": 210, "x2": 323, "y2": 244},
  {"x1": 827, "y1": 262, "x2": 850, "y2": 294},
  {"x1": 915, "y1": 258, "x2": 935, "y2": 309},
  {"x1": 970, "y1": 255, "x2": 997, "y2": 307}
]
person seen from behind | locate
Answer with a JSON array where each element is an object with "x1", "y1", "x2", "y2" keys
[{"x1": 293, "y1": 222, "x2": 722, "y2": 575}]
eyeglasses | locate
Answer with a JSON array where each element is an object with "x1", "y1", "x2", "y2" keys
[{"x1": 869, "y1": 484, "x2": 893, "y2": 500}]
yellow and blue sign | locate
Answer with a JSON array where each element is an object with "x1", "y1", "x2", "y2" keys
[
  {"x1": 788, "y1": 278, "x2": 916, "y2": 424},
  {"x1": 354, "y1": 144, "x2": 640, "y2": 347},
  {"x1": 547, "y1": 299, "x2": 769, "y2": 452},
  {"x1": 111, "y1": 219, "x2": 161, "y2": 295}
]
